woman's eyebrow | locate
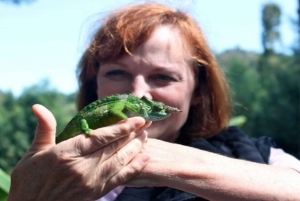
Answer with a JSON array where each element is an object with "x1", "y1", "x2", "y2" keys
[
  {"x1": 109, "y1": 61, "x2": 128, "y2": 67},
  {"x1": 109, "y1": 59, "x2": 183, "y2": 72},
  {"x1": 150, "y1": 62, "x2": 183, "y2": 71}
]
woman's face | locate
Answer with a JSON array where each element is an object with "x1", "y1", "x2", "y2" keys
[{"x1": 97, "y1": 26, "x2": 196, "y2": 142}]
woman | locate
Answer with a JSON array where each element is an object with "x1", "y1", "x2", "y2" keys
[{"x1": 8, "y1": 3, "x2": 300, "y2": 201}]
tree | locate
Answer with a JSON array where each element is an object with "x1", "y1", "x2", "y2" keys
[
  {"x1": 261, "y1": 3, "x2": 281, "y2": 55},
  {"x1": 0, "y1": 0, "x2": 35, "y2": 4},
  {"x1": 219, "y1": 49, "x2": 300, "y2": 159},
  {"x1": 0, "y1": 81, "x2": 76, "y2": 174},
  {"x1": 298, "y1": 0, "x2": 300, "y2": 45},
  {"x1": 296, "y1": 0, "x2": 300, "y2": 57}
]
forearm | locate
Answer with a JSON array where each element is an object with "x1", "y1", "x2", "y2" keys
[{"x1": 165, "y1": 147, "x2": 300, "y2": 201}]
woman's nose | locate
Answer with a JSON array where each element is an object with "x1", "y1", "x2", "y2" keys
[{"x1": 130, "y1": 76, "x2": 152, "y2": 100}]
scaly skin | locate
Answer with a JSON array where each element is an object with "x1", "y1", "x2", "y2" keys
[{"x1": 55, "y1": 94, "x2": 181, "y2": 143}]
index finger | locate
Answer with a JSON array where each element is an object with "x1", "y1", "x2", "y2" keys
[{"x1": 55, "y1": 117, "x2": 149, "y2": 156}]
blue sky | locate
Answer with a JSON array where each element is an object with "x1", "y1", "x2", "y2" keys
[{"x1": 0, "y1": 0, "x2": 297, "y2": 96}]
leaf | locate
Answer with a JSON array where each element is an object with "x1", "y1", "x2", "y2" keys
[
  {"x1": 0, "y1": 168, "x2": 10, "y2": 193},
  {"x1": 229, "y1": 116, "x2": 247, "y2": 127}
]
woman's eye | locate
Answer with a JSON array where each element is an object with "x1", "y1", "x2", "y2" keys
[
  {"x1": 105, "y1": 70, "x2": 129, "y2": 79},
  {"x1": 151, "y1": 74, "x2": 176, "y2": 82}
]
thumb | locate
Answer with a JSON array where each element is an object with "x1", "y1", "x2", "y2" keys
[{"x1": 30, "y1": 104, "x2": 57, "y2": 152}]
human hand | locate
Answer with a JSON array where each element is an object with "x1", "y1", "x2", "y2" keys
[
  {"x1": 125, "y1": 138, "x2": 192, "y2": 188},
  {"x1": 8, "y1": 104, "x2": 150, "y2": 201},
  {"x1": 124, "y1": 139, "x2": 300, "y2": 201}
]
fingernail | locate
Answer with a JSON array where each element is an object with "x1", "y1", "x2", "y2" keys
[
  {"x1": 137, "y1": 131, "x2": 147, "y2": 141},
  {"x1": 134, "y1": 117, "x2": 146, "y2": 128},
  {"x1": 143, "y1": 131, "x2": 148, "y2": 143}
]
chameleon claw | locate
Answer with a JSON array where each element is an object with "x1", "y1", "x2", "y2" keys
[{"x1": 81, "y1": 119, "x2": 92, "y2": 135}]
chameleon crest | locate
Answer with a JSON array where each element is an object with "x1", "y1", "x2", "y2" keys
[{"x1": 56, "y1": 94, "x2": 180, "y2": 143}]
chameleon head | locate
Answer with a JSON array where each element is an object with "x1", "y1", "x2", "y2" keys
[
  {"x1": 145, "y1": 100, "x2": 181, "y2": 121},
  {"x1": 165, "y1": 105, "x2": 182, "y2": 114}
]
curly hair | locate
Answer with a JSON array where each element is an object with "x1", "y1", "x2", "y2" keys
[{"x1": 76, "y1": 3, "x2": 232, "y2": 139}]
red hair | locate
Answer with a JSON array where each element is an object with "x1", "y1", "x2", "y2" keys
[{"x1": 77, "y1": 3, "x2": 232, "y2": 139}]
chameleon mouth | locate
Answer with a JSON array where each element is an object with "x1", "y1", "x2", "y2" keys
[
  {"x1": 165, "y1": 106, "x2": 181, "y2": 114},
  {"x1": 146, "y1": 107, "x2": 181, "y2": 121}
]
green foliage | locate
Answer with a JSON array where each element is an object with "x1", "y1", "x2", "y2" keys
[
  {"x1": 229, "y1": 116, "x2": 247, "y2": 127},
  {"x1": 0, "y1": 168, "x2": 10, "y2": 200},
  {"x1": 219, "y1": 48, "x2": 300, "y2": 159},
  {"x1": 217, "y1": 2, "x2": 300, "y2": 159},
  {"x1": 0, "y1": 168, "x2": 10, "y2": 201},
  {"x1": 0, "y1": 80, "x2": 76, "y2": 174},
  {"x1": 0, "y1": 191, "x2": 7, "y2": 201},
  {"x1": 255, "y1": 54, "x2": 300, "y2": 157}
]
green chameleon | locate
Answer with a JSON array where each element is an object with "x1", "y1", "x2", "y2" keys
[{"x1": 56, "y1": 94, "x2": 181, "y2": 143}]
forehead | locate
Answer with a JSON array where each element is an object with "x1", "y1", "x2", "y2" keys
[
  {"x1": 141, "y1": 26, "x2": 190, "y2": 53},
  {"x1": 131, "y1": 26, "x2": 192, "y2": 65}
]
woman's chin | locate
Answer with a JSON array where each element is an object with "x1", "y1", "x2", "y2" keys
[{"x1": 145, "y1": 121, "x2": 179, "y2": 142}]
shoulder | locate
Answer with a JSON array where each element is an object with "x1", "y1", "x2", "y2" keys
[
  {"x1": 187, "y1": 127, "x2": 272, "y2": 163},
  {"x1": 213, "y1": 127, "x2": 278, "y2": 164}
]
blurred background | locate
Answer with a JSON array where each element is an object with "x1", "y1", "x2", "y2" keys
[{"x1": 0, "y1": 0, "x2": 299, "y2": 198}]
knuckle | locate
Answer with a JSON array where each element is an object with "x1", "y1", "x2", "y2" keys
[
  {"x1": 115, "y1": 149, "x2": 131, "y2": 167},
  {"x1": 128, "y1": 160, "x2": 144, "y2": 174},
  {"x1": 73, "y1": 163, "x2": 87, "y2": 176},
  {"x1": 55, "y1": 142, "x2": 82, "y2": 160},
  {"x1": 113, "y1": 158, "x2": 146, "y2": 184},
  {"x1": 118, "y1": 123, "x2": 133, "y2": 136},
  {"x1": 81, "y1": 177, "x2": 95, "y2": 192},
  {"x1": 91, "y1": 133, "x2": 109, "y2": 147}
]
